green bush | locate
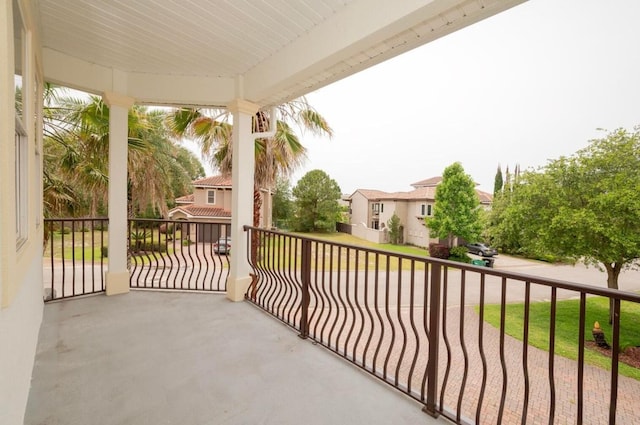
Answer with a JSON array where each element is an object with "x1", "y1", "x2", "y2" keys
[
  {"x1": 449, "y1": 246, "x2": 472, "y2": 263},
  {"x1": 129, "y1": 242, "x2": 167, "y2": 253},
  {"x1": 101, "y1": 246, "x2": 108, "y2": 257}
]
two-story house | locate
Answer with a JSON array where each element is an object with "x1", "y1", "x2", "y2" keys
[
  {"x1": 347, "y1": 177, "x2": 492, "y2": 248},
  {"x1": 168, "y1": 175, "x2": 271, "y2": 242}
]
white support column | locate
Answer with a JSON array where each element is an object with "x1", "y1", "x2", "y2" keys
[
  {"x1": 227, "y1": 99, "x2": 259, "y2": 301},
  {"x1": 102, "y1": 91, "x2": 134, "y2": 296}
]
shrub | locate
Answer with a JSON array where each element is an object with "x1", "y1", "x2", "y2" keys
[
  {"x1": 94, "y1": 223, "x2": 106, "y2": 231},
  {"x1": 428, "y1": 243, "x2": 449, "y2": 259},
  {"x1": 129, "y1": 242, "x2": 167, "y2": 253},
  {"x1": 449, "y1": 246, "x2": 472, "y2": 263},
  {"x1": 101, "y1": 246, "x2": 108, "y2": 257}
]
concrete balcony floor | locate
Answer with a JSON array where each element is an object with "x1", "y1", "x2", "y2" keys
[{"x1": 25, "y1": 291, "x2": 446, "y2": 425}]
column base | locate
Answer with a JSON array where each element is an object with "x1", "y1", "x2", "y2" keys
[
  {"x1": 105, "y1": 271, "x2": 130, "y2": 296},
  {"x1": 226, "y1": 276, "x2": 252, "y2": 302}
]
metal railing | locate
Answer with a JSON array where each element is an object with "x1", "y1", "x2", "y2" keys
[
  {"x1": 129, "y1": 218, "x2": 230, "y2": 292},
  {"x1": 44, "y1": 218, "x2": 108, "y2": 301},
  {"x1": 243, "y1": 226, "x2": 640, "y2": 425},
  {"x1": 44, "y1": 218, "x2": 229, "y2": 301}
]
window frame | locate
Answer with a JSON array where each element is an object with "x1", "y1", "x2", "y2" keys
[
  {"x1": 15, "y1": 116, "x2": 28, "y2": 249},
  {"x1": 207, "y1": 190, "x2": 216, "y2": 205}
]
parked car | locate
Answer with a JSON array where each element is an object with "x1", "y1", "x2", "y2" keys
[
  {"x1": 213, "y1": 237, "x2": 231, "y2": 255},
  {"x1": 465, "y1": 242, "x2": 497, "y2": 257}
]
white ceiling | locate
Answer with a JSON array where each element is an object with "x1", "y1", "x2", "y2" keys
[{"x1": 31, "y1": 0, "x2": 526, "y2": 107}]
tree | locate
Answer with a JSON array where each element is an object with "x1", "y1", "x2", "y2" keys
[
  {"x1": 387, "y1": 213, "x2": 402, "y2": 244},
  {"x1": 272, "y1": 176, "x2": 293, "y2": 229},
  {"x1": 426, "y1": 162, "x2": 482, "y2": 247},
  {"x1": 291, "y1": 170, "x2": 342, "y2": 233},
  {"x1": 489, "y1": 128, "x2": 640, "y2": 320},
  {"x1": 169, "y1": 98, "x2": 332, "y2": 228},
  {"x1": 43, "y1": 87, "x2": 202, "y2": 217},
  {"x1": 493, "y1": 164, "x2": 503, "y2": 195}
]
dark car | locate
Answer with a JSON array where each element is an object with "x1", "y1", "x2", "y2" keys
[
  {"x1": 466, "y1": 242, "x2": 497, "y2": 257},
  {"x1": 213, "y1": 238, "x2": 231, "y2": 255}
]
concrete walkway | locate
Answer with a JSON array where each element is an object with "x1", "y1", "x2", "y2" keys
[{"x1": 25, "y1": 291, "x2": 447, "y2": 425}]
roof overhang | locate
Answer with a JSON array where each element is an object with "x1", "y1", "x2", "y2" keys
[{"x1": 31, "y1": 0, "x2": 527, "y2": 108}]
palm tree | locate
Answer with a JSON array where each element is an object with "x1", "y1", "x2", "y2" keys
[
  {"x1": 169, "y1": 97, "x2": 333, "y2": 229},
  {"x1": 43, "y1": 87, "x2": 202, "y2": 218}
]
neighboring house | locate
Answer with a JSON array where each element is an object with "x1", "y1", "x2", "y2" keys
[
  {"x1": 347, "y1": 177, "x2": 493, "y2": 248},
  {"x1": 168, "y1": 175, "x2": 271, "y2": 242}
]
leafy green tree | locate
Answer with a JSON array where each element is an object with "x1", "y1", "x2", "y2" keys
[
  {"x1": 426, "y1": 162, "x2": 482, "y2": 247},
  {"x1": 387, "y1": 213, "x2": 402, "y2": 244},
  {"x1": 43, "y1": 86, "x2": 202, "y2": 217},
  {"x1": 169, "y1": 98, "x2": 332, "y2": 228},
  {"x1": 272, "y1": 176, "x2": 293, "y2": 229},
  {"x1": 493, "y1": 164, "x2": 503, "y2": 195},
  {"x1": 494, "y1": 128, "x2": 640, "y2": 294},
  {"x1": 291, "y1": 170, "x2": 342, "y2": 232}
]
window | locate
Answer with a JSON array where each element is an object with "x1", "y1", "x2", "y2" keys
[
  {"x1": 371, "y1": 220, "x2": 379, "y2": 230},
  {"x1": 372, "y1": 203, "x2": 380, "y2": 214},
  {"x1": 420, "y1": 204, "x2": 425, "y2": 216},
  {"x1": 15, "y1": 118, "x2": 27, "y2": 248},
  {"x1": 207, "y1": 190, "x2": 216, "y2": 204},
  {"x1": 380, "y1": 203, "x2": 384, "y2": 213},
  {"x1": 14, "y1": 5, "x2": 27, "y2": 248},
  {"x1": 427, "y1": 205, "x2": 432, "y2": 216}
]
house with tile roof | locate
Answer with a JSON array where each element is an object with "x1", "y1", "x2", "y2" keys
[
  {"x1": 168, "y1": 175, "x2": 271, "y2": 242},
  {"x1": 347, "y1": 177, "x2": 492, "y2": 248}
]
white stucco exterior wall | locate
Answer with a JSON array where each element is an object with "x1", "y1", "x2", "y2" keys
[
  {"x1": 0, "y1": 1, "x2": 44, "y2": 422},
  {"x1": 0, "y1": 259, "x2": 43, "y2": 425},
  {"x1": 349, "y1": 192, "x2": 370, "y2": 228}
]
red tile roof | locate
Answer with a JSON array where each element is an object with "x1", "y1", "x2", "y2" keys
[
  {"x1": 351, "y1": 187, "x2": 438, "y2": 201},
  {"x1": 175, "y1": 194, "x2": 194, "y2": 203},
  {"x1": 352, "y1": 186, "x2": 491, "y2": 203},
  {"x1": 169, "y1": 205, "x2": 231, "y2": 218},
  {"x1": 476, "y1": 189, "x2": 494, "y2": 204},
  {"x1": 410, "y1": 176, "x2": 442, "y2": 188},
  {"x1": 192, "y1": 175, "x2": 232, "y2": 187}
]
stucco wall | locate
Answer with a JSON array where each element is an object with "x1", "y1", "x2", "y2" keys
[
  {"x1": 351, "y1": 224, "x2": 387, "y2": 244},
  {"x1": 0, "y1": 258, "x2": 43, "y2": 425},
  {"x1": 349, "y1": 192, "x2": 369, "y2": 228},
  {"x1": 403, "y1": 201, "x2": 430, "y2": 248},
  {"x1": 1, "y1": 1, "x2": 45, "y2": 422}
]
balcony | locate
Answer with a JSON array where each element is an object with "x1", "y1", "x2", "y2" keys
[
  {"x1": 25, "y1": 291, "x2": 441, "y2": 425},
  {"x1": 33, "y1": 219, "x2": 640, "y2": 424}
]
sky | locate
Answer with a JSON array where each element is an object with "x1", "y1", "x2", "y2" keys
[{"x1": 285, "y1": 0, "x2": 640, "y2": 195}]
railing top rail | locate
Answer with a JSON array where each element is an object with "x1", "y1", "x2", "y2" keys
[
  {"x1": 244, "y1": 225, "x2": 640, "y2": 303},
  {"x1": 129, "y1": 218, "x2": 228, "y2": 224},
  {"x1": 44, "y1": 217, "x2": 109, "y2": 222}
]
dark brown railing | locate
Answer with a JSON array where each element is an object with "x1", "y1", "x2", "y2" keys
[
  {"x1": 44, "y1": 218, "x2": 229, "y2": 301},
  {"x1": 243, "y1": 226, "x2": 640, "y2": 425},
  {"x1": 44, "y1": 218, "x2": 109, "y2": 301},
  {"x1": 129, "y1": 218, "x2": 230, "y2": 292}
]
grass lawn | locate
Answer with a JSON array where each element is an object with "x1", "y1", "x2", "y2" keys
[
  {"x1": 482, "y1": 296, "x2": 640, "y2": 380},
  {"x1": 299, "y1": 232, "x2": 428, "y2": 256},
  {"x1": 45, "y1": 230, "x2": 109, "y2": 260},
  {"x1": 265, "y1": 232, "x2": 430, "y2": 271},
  {"x1": 46, "y1": 229, "x2": 182, "y2": 262}
]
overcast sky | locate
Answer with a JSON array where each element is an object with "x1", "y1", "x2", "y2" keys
[{"x1": 288, "y1": 0, "x2": 640, "y2": 195}]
